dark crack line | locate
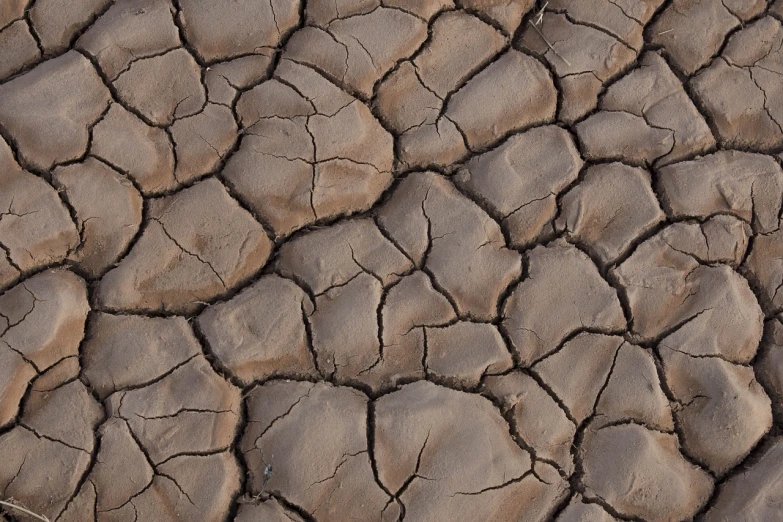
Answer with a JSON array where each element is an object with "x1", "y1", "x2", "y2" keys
[
  {"x1": 153, "y1": 218, "x2": 227, "y2": 288},
  {"x1": 248, "y1": 385, "x2": 314, "y2": 445},
  {"x1": 749, "y1": 67, "x2": 783, "y2": 137},
  {"x1": 448, "y1": 469, "x2": 533, "y2": 497}
]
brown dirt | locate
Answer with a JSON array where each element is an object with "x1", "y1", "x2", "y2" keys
[{"x1": 1, "y1": 1, "x2": 783, "y2": 521}]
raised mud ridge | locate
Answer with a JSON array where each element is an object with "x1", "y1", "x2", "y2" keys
[{"x1": 1, "y1": 1, "x2": 783, "y2": 521}]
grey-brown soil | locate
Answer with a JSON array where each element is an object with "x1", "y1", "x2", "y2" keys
[{"x1": 1, "y1": 1, "x2": 783, "y2": 521}]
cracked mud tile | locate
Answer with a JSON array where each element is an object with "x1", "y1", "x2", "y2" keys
[
  {"x1": 700, "y1": 216, "x2": 752, "y2": 266},
  {"x1": 275, "y1": 219, "x2": 414, "y2": 389},
  {"x1": 703, "y1": 437, "x2": 783, "y2": 521},
  {"x1": 0, "y1": 20, "x2": 40, "y2": 80},
  {"x1": 76, "y1": 416, "x2": 240, "y2": 522},
  {"x1": 396, "y1": 48, "x2": 557, "y2": 168},
  {"x1": 578, "y1": 110, "x2": 675, "y2": 165},
  {"x1": 503, "y1": 240, "x2": 625, "y2": 365},
  {"x1": 76, "y1": 0, "x2": 181, "y2": 81},
  {"x1": 0, "y1": 0, "x2": 26, "y2": 28},
  {"x1": 374, "y1": 61, "x2": 443, "y2": 135},
  {"x1": 651, "y1": 265, "x2": 762, "y2": 361},
  {"x1": 556, "y1": 162, "x2": 665, "y2": 267},
  {"x1": 204, "y1": 54, "x2": 275, "y2": 106},
  {"x1": 373, "y1": 10, "x2": 505, "y2": 136},
  {"x1": 661, "y1": 215, "x2": 751, "y2": 268},
  {"x1": 0, "y1": 51, "x2": 110, "y2": 170},
  {"x1": 23, "y1": 373, "x2": 102, "y2": 453},
  {"x1": 367, "y1": 270, "x2": 456, "y2": 391},
  {"x1": 691, "y1": 16, "x2": 783, "y2": 151},
  {"x1": 612, "y1": 223, "x2": 764, "y2": 361},
  {"x1": 532, "y1": 333, "x2": 624, "y2": 425},
  {"x1": 198, "y1": 275, "x2": 318, "y2": 385},
  {"x1": 592, "y1": 342, "x2": 674, "y2": 431},
  {"x1": 657, "y1": 150, "x2": 783, "y2": 234},
  {"x1": 382, "y1": 0, "x2": 454, "y2": 20},
  {"x1": 455, "y1": 125, "x2": 582, "y2": 248},
  {"x1": 307, "y1": 270, "x2": 385, "y2": 386},
  {"x1": 105, "y1": 355, "x2": 241, "y2": 464},
  {"x1": 425, "y1": 322, "x2": 513, "y2": 389},
  {"x1": 445, "y1": 49, "x2": 556, "y2": 150},
  {"x1": 52, "y1": 158, "x2": 143, "y2": 277},
  {"x1": 580, "y1": 423, "x2": 714, "y2": 521},
  {"x1": 143, "y1": 457, "x2": 243, "y2": 522},
  {"x1": 375, "y1": 380, "x2": 568, "y2": 521},
  {"x1": 555, "y1": 494, "x2": 619, "y2": 522},
  {"x1": 28, "y1": 0, "x2": 111, "y2": 54},
  {"x1": 235, "y1": 498, "x2": 305, "y2": 522},
  {"x1": 113, "y1": 48, "x2": 206, "y2": 126},
  {"x1": 378, "y1": 172, "x2": 522, "y2": 320},
  {"x1": 0, "y1": 269, "x2": 89, "y2": 373},
  {"x1": 226, "y1": 60, "x2": 393, "y2": 237},
  {"x1": 275, "y1": 218, "x2": 412, "y2": 296},
  {"x1": 177, "y1": 0, "x2": 299, "y2": 63},
  {"x1": 660, "y1": 345, "x2": 772, "y2": 476},
  {"x1": 413, "y1": 11, "x2": 506, "y2": 100},
  {"x1": 744, "y1": 223, "x2": 783, "y2": 315},
  {"x1": 459, "y1": 0, "x2": 535, "y2": 34},
  {"x1": 528, "y1": 334, "x2": 674, "y2": 437},
  {"x1": 56, "y1": 481, "x2": 96, "y2": 522},
  {"x1": 0, "y1": 270, "x2": 88, "y2": 427},
  {"x1": 228, "y1": 78, "x2": 321, "y2": 236},
  {"x1": 81, "y1": 313, "x2": 201, "y2": 399},
  {"x1": 484, "y1": 371, "x2": 577, "y2": 475},
  {"x1": 0, "y1": 367, "x2": 102, "y2": 522},
  {"x1": 0, "y1": 348, "x2": 35, "y2": 429},
  {"x1": 304, "y1": 0, "x2": 381, "y2": 25},
  {"x1": 241, "y1": 381, "x2": 393, "y2": 522},
  {"x1": 756, "y1": 318, "x2": 783, "y2": 421},
  {"x1": 548, "y1": 0, "x2": 664, "y2": 51},
  {"x1": 118, "y1": 456, "x2": 240, "y2": 522},
  {"x1": 396, "y1": 117, "x2": 469, "y2": 170},
  {"x1": 576, "y1": 52, "x2": 715, "y2": 167},
  {"x1": 0, "y1": 137, "x2": 79, "y2": 286},
  {"x1": 287, "y1": 3, "x2": 430, "y2": 98},
  {"x1": 517, "y1": 11, "x2": 637, "y2": 123},
  {"x1": 88, "y1": 417, "x2": 154, "y2": 514},
  {"x1": 97, "y1": 178, "x2": 272, "y2": 313},
  {"x1": 90, "y1": 103, "x2": 176, "y2": 195},
  {"x1": 650, "y1": 0, "x2": 765, "y2": 75},
  {"x1": 316, "y1": 267, "x2": 444, "y2": 392},
  {"x1": 0, "y1": 257, "x2": 16, "y2": 298},
  {"x1": 169, "y1": 102, "x2": 238, "y2": 184}
]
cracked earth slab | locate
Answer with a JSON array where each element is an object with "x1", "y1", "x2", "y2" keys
[{"x1": 1, "y1": 1, "x2": 782, "y2": 521}]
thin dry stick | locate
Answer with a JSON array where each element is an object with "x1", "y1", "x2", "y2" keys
[
  {"x1": 534, "y1": 1, "x2": 549, "y2": 25},
  {"x1": 657, "y1": 28, "x2": 674, "y2": 35},
  {"x1": 528, "y1": 20, "x2": 572, "y2": 67},
  {"x1": 0, "y1": 500, "x2": 50, "y2": 522}
]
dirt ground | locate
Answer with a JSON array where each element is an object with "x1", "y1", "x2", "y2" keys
[{"x1": 1, "y1": 0, "x2": 783, "y2": 520}]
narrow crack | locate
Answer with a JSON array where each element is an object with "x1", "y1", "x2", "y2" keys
[
  {"x1": 448, "y1": 470, "x2": 533, "y2": 497},
  {"x1": 153, "y1": 218, "x2": 226, "y2": 288}
]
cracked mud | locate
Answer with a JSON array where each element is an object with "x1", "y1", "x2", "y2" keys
[{"x1": 1, "y1": 1, "x2": 783, "y2": 521}]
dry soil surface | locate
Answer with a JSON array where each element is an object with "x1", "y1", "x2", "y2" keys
[{"x1": 1, "y1": 0, "x2": 783, "y2": 521}]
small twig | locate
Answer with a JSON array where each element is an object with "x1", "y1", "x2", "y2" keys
[
  {"x1": 528, "y1": 21, "x2": 572, "y2": 67},
  {"x1": 534, "y1": 1, "x2": 549, "y2": 25},
  {"x1": 657, "y1": 29, "x2": 674, "y2": 35},
  {"x1": 0, "y1": 500, "x2": 50, "y2": 522}
]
